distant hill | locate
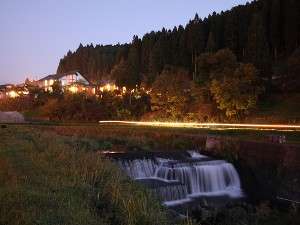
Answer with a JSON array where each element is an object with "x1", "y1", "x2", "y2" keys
[{"x1": 57, "y1": 0, "x2": 300, "y2": 90}]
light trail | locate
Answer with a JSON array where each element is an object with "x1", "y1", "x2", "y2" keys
[{"x1": 99, "y1": 120, "x2": 300, "y2": 131}]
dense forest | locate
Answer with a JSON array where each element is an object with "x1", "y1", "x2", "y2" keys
[
  {"x1": 2, "y1": 0, "x2": 300, "y2": 123},
  {"x1": 58, "y1": 0, "x2": 300, "y2": 90}
]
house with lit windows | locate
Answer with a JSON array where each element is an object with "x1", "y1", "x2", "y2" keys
[
  {"x1": 37, "y1": 71, "x2": 95, "y2": 94},
  {"x1": 0, "y1": 84, "x2": 10, "y2": 99},
  {"x1": 0, "y1": 84, "x2": 28, "y2": 99}
]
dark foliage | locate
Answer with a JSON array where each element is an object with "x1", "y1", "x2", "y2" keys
[{"x1": 57, "y1": 0, "x2": 300, "y2": 90}]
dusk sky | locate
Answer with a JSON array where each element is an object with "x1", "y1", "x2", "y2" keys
[{"x1": 0, "y1": 0, "x2": 250, "y2": 84}]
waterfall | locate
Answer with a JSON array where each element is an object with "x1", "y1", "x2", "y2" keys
[
  {"x1": 118, "y1": 158, "x2": 156, "y2": 178},
  {"x1": 117, "y1": 151, "x2": 243, "y2": 206}
]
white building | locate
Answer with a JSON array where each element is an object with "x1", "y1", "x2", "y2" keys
[{"x1": 38, "y1": 71, "x2": 94, "y2": 93}]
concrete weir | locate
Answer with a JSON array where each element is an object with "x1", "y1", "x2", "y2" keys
[{"x1": 115, "y1": 151, "x2": 244, "y2": 210}]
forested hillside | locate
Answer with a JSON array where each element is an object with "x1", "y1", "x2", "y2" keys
[{"x1": 57, "y1": 0, "x2": 300, "y2": 88}]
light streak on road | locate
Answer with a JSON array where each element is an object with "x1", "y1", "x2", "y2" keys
[{"x1": 99, "y1": 120, "x2": 300, "y2": 131}]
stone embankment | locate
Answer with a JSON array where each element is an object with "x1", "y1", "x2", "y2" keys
[{"x1": 204, "y1": 135, "x2": 300, "y2": 204}]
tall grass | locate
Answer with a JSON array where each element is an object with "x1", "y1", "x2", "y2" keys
[
  {"x1": 50, "y1": 125, "x2": 207, "y2": 151},
  {"x1": 0, "y1": 126, "x2": 197, "y2": 225},
  {"x1": 49, "y1": 124, "x2": 300, "y2": 146}
]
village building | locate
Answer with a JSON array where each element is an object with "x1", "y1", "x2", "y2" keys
[
  {"x1": 1, "y1": 71, "x2": 134, "y2": 99},
  {"x1": 0, "y1": 85, "x2": 8, "y2": 99},
  {"x1": 37, "y1": 71, "x2": 96, "y2": 94},
  {"x1": 0, "y1": 84, "x2": 25, "y2": 99}
]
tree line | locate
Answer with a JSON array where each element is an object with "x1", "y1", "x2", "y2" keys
[
  {"x1": 57, "y1": 0, "x2": 300, "y2": 90},
  {"x1": 2, "y1": 0, "x2": 299, "y2": 122}
]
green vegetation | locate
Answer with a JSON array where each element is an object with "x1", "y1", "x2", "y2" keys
[
  {"x1": 150, "y1": 66, "x2": 191, "y2": 120},
  {"x1": 249, "y1": 93, "x2": 300, "y2": 123},
  {"x1": 1, "y1": 124, "x2": 299, "y2": 225},
  {"x1": 2, "y1": 46, "x2": 299, "y2": 123},
  {"x1": 2, "y1": 0, "x2": 294, "y2": 123},
  {"x1": 55, "y1": 0, "x2": 300, "y2": 122},
  {"x1": 1, "y1": 1, "x2": 300, "y2": 123},
  {"x1": 48, "y1": 123, "x2": 300, "y2": 145},
  {"x1": 209, "y1": 57, "x2": 263, "y2": 118},
  {"x1": 58, "y1": 0, "x2": 300, "y2": 90},
  {"x1": 0, "y1": 89, "x2": 150, "y2": 122},
  {"x1": 0, "y1": 125, "x2": 197, "y2": 225}
]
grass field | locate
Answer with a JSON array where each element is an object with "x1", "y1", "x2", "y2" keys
[
  {"x1": 0, "y1": 125, "x2": 200, "y2": 225},
  {"x1": 249, "y1": 93, "x2": 300, "y2": 124},
  {"x1": 39, "y1": 122, "x2": 300, "y2": 146},
  {"x1": 0, "y1": 124, "x2": 299, "y2": 225}
]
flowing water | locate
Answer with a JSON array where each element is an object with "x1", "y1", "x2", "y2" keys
[{"x1": 115, "y1": 151, "x2": 243, "y2": 208}]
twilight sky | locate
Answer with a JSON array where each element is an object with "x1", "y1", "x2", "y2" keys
[{"x1": 0, "y1": 0, "x2": 250, "y2": 84}]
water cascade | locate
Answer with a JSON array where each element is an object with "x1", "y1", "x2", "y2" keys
[{"x1": 117, "y1": 151, "x2": 243, "y2": 207}]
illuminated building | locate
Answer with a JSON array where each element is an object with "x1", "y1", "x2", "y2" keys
[
  {"x1": 98, "y1": 83, "x2": 118, "y2": 92},
  {"x1": 37, "y1": 71, "x2": 96, "y2": 94},
  {"x1": 0, "y1": 84, "x2": 27, "y2": 99},
  {"x1": 0, "y1": 84, "x2": 11, "y2": 99},
  {"x1": 7, "y1": 90, "x2": 19, "y2": 98}
]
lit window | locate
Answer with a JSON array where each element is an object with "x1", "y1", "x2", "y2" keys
[
  {"x1": 69, "y1": 86, "x2": 78, "y2": 93},
  {"x1": 8, "y1": 91, "x2": 19, "y2": 98}
]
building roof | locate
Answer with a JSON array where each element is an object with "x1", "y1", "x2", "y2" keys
[
  {"x1": 64, "y1": 81, "x2": 96, "y2": 87},
  {"x1": 0, "y1": 84, "x2": 14, "y2": 90},
  {"x1": 38, "y1": 70, "x2": 80, "y2": 81},
  {"x1": 39, "y1": 70, "x2": 92, "y2": 84}
]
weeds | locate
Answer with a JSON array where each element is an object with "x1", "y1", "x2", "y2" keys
[
  {"x1": 0, "y1": 126, "x2": 193, "y2": 225},
  {"x1": 1, "y1": 125, "x2": 296, "y2": 225}
]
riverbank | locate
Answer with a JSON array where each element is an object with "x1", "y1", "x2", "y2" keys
[
  {"x1": 202, "y1": 137, "x2": 300, "y2": 207},
  {"x1": 0, "y1": 125, "x2": 195, "y2": 225},
  {"x1": 1, "y1": 124, "x2": 299, "y2": 225}
]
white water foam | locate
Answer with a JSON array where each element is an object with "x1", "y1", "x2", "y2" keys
[
  {"x1": 117, "y1": 151, "x2": 243, "y2": 206},
  {"x1": 187, "y1": 150, "x2": 207, "y2": 159}
]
